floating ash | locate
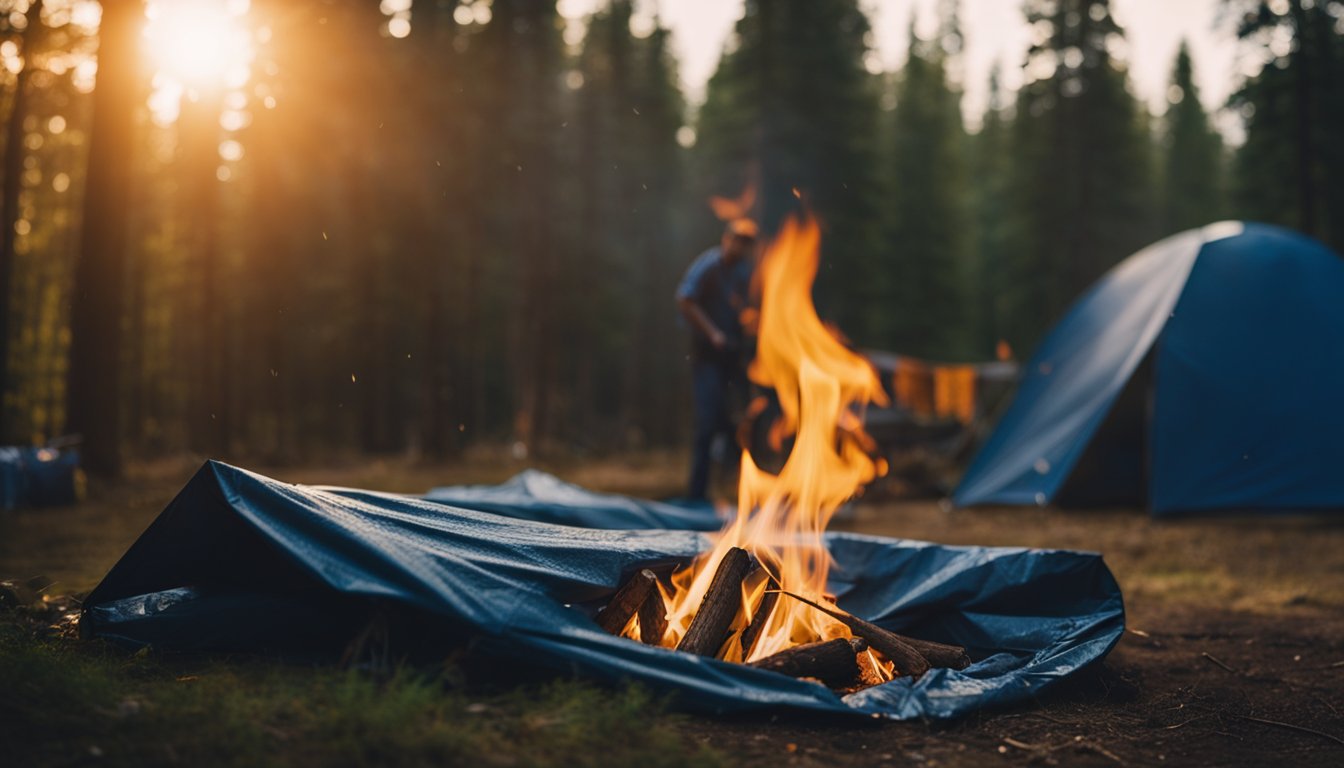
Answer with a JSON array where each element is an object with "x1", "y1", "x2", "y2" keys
[{"x1": 593, "y1": 213, "x2": 967, "y2": 691}]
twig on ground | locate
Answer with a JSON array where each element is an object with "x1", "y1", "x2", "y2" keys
[
  {"x1": 1201, "y1": 652, "x2": 1238, "y2": 674},
  {"x1": 1235, "y1": 715, "x2": 1344, "y2": 747},
  {"x1": 1024, "y1": 711, "x2": 1074, "y2": 726},
  {"x1": 1001, "y1": 736, "x2": 1124, "y2": 765},
  {"x1": 1077, "y1": 740, "x2": 1125, "y2": 764},
  {"x1": 1311, "y1": 694, "x2": 1340, "y2": 718}
]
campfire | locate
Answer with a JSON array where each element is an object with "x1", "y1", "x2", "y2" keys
[
  {"x1": 76, "y1": 198, "x2": 1122, "y2": 721},
  {"x1": 590, "y1": 214, "x2": 969, "y2": 691}
]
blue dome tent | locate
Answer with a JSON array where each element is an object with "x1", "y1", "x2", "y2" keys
[{"x1": 954, "y1": 222, "x2": 1344, "y2": 516}]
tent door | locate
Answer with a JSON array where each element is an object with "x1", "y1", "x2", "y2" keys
[{"x1": 1055, "y1": 352, "x2": 1154, "y2": 508}]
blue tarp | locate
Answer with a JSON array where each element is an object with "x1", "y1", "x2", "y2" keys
[
  {"x1": 955, "y1": 222, "x2": 1344, "y2": 516},
  {"x1": 82, "y1": 461, "x2": 1124, "y2": 720},
  {"x1": 408, "y1": 469, "x2": 722, "y2": 530},
  {"x1": 0, "y1": 446, "x2": 81, "y2": 511}
]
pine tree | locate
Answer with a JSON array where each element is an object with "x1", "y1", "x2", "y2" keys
[
  {"x1": 694, "y1": 0, "x2": 884, "y2": 339},
  {"x1": 571, "y1": 0, "x2": 642, "y2": 444},
  {"x1": 969, "y1": 63, "x2": 1013, "y2": 357},
  {"x1": 1230, "y1": 0, "x2": 1344, "y2": 253},
  {"x1": 1004, "y1": 0, "x2": 1154, "y2": 351},
  {"x1": 473, "y1": 0, "x2": 569, "y2": 451},
  {"x1": 567, "y1": 0, "x2": 688, "y2": 446},
  {"x1": 1160, "y1": 41, "x2": 1225, "y2": 235},
  {"x1": 612, "y1": 13, "x2": 688, "y2": 445},
  {"x1": 406, "y1": 0, "x2": 471, "y2": 458},
  {"x1": 881, "y1": 14, "x2": 971, "y2": 358}
]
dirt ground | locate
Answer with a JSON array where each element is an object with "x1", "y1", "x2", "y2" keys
[
  {"x1": 697, "y1": 508, "x2": 1344, "y2": 768},
  {"x1": 2, "y1": 455, "x2": 1342, "y2": 767}
]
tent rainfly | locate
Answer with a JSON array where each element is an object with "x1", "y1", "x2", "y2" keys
[{"x1": 954, "y1": 222, "x2": 1344, "y2": 516}]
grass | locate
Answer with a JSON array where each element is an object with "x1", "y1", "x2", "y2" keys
[
  {"x1": 0, "y1": 452, "x2": 727, "y2": 767},
  {"x1": 0, "y1": 609, "x2": 726, "y2": 768}
]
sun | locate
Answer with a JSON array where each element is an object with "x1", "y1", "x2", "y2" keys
[{"x1": 143, "y1": 0, "x2": 254, "y2": 92}]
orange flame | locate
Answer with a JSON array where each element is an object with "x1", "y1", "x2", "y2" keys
[
  {"x1": 629, "y1": 213, "x2": 891, "y2": 674},
  {"x1": 708, "y1": 184, "x2": 756, "y2": 223}
]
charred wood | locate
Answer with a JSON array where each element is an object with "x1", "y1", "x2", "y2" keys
[
  {"x1": 897, "y1": 635, "x2": 971, "y2": 670},
  {"x1": 594, "y1": 569, "x2": 658, "y2": 635},
  {"x1": 749, "y1": 637, "x2": 866, "y2": 688},
  {"x1": 677, "y1": 547, "x2": 755, "y2": 657},
  {"x1": 740, "y1": 574, "x2": 780, "y2": 659},
  {"x1": 638, "y1": 586, "x2": 668, "y2": 645},
  {"x1": 776, "y1": 590, "x2": 931, "y2": 677}
]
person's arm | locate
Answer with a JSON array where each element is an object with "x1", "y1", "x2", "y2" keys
[
  {"x1": 677, "y1": 295, "x2": 727, "y2": 350},
  {"x1": 675, "y1": 253, "x2": 729, "y2": 350}
]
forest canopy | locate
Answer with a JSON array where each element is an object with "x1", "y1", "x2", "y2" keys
[{"x1": 0, "y1": 0, "x2": 1340, "y2": 474}]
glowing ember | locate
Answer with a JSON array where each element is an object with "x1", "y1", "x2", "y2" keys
[{"x1": 622, "y1": 212, "x2": 897, "y2": 680}]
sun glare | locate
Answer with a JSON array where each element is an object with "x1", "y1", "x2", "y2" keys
[{"x1": 144, "y1": 0, "x2": 254, "y2": 94}]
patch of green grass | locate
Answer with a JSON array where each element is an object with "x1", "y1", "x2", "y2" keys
[{"x1": 0, "y1": 614, "x2": 728, "y2": 768}]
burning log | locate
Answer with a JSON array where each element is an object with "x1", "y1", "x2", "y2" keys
[
  {"x1": 677, "y1": 547, "x2": 755, "y2": 657},
  {"x1": 896, "y1": 635, "x2": 972, "y2": 671},
  {"x1": 638, "y1": 586, "x2": 668, "y2": 645},
  {"x1": 776, "y1": 590, "x2": 931, "y2": 678},
  {"x1": 739, "y1": 575, "x2": 780, "y2": 659},
  {"x1": 855, "y1": 649, "x2": 889, "y2": 689},
  {"x1": 594, "y1": 569, "x2": 658, "y2": 635},
  {"x1": 749, "y1": 637, "x2": 867, "y2": 688}
]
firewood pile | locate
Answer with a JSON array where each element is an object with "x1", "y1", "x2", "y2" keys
[{"x1": 593, "y1": 547, "x2": 970, "y2": 693}]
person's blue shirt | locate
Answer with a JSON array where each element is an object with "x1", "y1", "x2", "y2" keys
[{"x1": 676, "y1": 246, "x2": 753, "y2": 362}]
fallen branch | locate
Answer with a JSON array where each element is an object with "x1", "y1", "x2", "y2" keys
[
  {"x1": 677, "y1": 548, "x2": 755, "y2": 657},
  {"x1": 774, "y1": 590, "x2": 930, "y2": 677},
  {"x1": 749, "y1": 637, "x2": 866, "y2": 688},
  {"x1": 594, "y1": 569, "x2": 658, "y2": 635}
]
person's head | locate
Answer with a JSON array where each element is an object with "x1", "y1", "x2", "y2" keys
[{"x1": 721, "y1": 218, "x2": 758, "y2": 263}]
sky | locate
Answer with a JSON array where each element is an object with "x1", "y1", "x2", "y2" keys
[{"x1": 557, "y1": 0, "x2": 1256, "y2": 135}]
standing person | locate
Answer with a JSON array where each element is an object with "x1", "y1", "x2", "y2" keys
[{"x1": 676, "y1": 218, "x2": 758, "y2": 500}]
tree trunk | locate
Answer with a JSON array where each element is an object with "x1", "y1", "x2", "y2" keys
[
  {"x1": 1291, "y1": 1, "x2": 1317, "y2": 237},
  {"x1": 421, "y1": 231, "x2": 450, "y2": 458},
  {"x1": 179, "y1": 92, "x2": 227, "y2": 456},
  {"x1": 66, "y1": 0, "x2": 142, "y2": 476},
  {"x1": 0, "y1": 0, "x2": 43, "y2": 444},
  {"x1": 246, "y1": 95, "x2": 291, "y2": 460}
]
